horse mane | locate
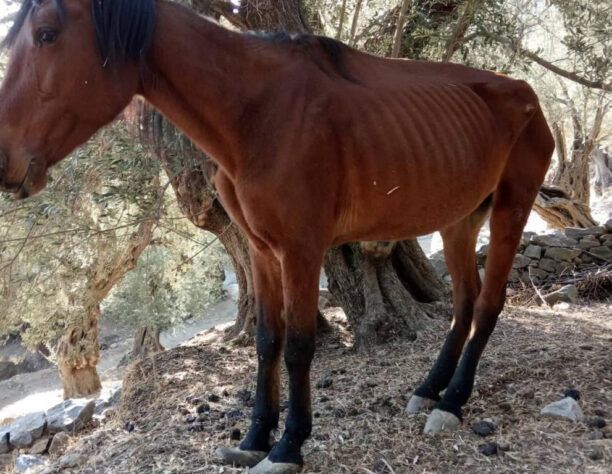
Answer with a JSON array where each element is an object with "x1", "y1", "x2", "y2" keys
[
  {"x1": 254, "y1": 32, "x2": 358, "y2": 83},
  {"x1": 1, "y1": 0, "x2": 65, "y2": 49},
  {"x1": 2, "y1": 0, "x2": 156, "y2": 67},
  {"x1": 91, "y1": 0, "x2": 156, "y2": 66}
]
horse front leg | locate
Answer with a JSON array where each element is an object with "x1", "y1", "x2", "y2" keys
[
  {"x1": 217, "y1": 246, "x2": 284, "y2": 467},
  {"x1": 252, "y1": 248, "x2": 323, "y2": 474}
]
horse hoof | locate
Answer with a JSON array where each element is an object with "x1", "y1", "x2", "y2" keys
[
  {"x1": 424, "y1": 408, "x2": 461, "y2": 434},
  {"x1": 250, "y1": 457, "x2": 302, "y2": 473},
  {"x1": 406, "y1": 395, "x2": 436, "y2": 414},
  {"x1": 215, "y1": 447, "x2": 267, "y2": 467}
]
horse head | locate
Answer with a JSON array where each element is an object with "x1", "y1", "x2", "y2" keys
[{"x1": 0, "y1": 0, "x2": 155, "y2": 198}]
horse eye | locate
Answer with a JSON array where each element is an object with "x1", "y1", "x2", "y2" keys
[{"x1": 36, "y1": 29, "x2": 58, "y2": 46}]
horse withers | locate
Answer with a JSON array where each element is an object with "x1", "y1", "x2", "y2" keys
[{"x1": 0, "y1": 1, "x2": 554, "y2": 472}]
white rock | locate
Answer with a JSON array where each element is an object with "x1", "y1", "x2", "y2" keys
[
  {"x1": 540, "y1": 396, "x2": 584, "y2": 422},
  {"x1": 46, "y1": 399, "x2": 95, "y2": 434},
  {"x1": 15, "y1": 454, "x2": 46, "y2": 473},
  {"x1": 3, "y1": 411, "x2": 47, "y2": 449}
]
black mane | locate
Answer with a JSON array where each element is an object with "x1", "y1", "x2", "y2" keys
[
  {"x1": 2, "y1": 0, "x2": 156, "y2": 67},
  {"x1": 92, "y1": 0, "x2": 156, "y2": 65},
  {"x1": 254, "y1": 31, "x2": 358, "y2": 83}
]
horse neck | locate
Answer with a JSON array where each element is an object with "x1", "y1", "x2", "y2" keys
[{"x1": 141, "y1": 1, "x2": 273, "y2": 175}]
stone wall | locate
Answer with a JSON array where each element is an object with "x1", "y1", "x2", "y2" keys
[{"x1": 432, "y1": 220, "x2": 612, "y2": 285}]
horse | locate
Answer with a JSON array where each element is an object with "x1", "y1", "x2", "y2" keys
[{"x1": 0, "y1": 1, "x2": 554, "y2": 472}]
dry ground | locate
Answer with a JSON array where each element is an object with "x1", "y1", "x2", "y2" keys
[{"x1": 49, "y1": 303, "x2": 610, "y2": 473}]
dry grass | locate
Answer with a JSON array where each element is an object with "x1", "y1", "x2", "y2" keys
[
  {"x1": 58, "y1": 304, "x2": 611, "y2": 473},
  {"x1": 507, "y1": 263, "x2": 612, "y2": 307}
]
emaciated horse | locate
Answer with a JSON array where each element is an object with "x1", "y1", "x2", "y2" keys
[{"x1": 0, "y1": 0, "x2": 554, "y2": 472}]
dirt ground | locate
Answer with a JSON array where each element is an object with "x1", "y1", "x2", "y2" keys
[{"x1": 45, "y1": 302, "x2": 610, "y2": 473}]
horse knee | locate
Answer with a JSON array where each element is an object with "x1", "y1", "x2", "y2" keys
[
  {"x1": 256, "y1": 325, "x2": 283, "y2": 362},
  {"x1": 284, "y1": 334, "x2": 315, "y2": 369}
]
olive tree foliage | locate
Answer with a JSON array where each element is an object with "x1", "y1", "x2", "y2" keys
[{"x1": 0, "y1": 123, "x2": 159, "y2": 348}]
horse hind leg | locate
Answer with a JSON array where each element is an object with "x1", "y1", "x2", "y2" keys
[
  {"x1": 407, "y1": 195, "x2": 491, "y2": 414},
  {"x1": 424, "y1": 109, "x2": 554, "y2": 433}
]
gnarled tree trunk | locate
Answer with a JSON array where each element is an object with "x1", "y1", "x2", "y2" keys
[
  {"x1": 130, "y1": 325, "x2": 165, "y2": 359},
  {"x1": 57, "y1": 217, "x2": 156, "y2": 398}
]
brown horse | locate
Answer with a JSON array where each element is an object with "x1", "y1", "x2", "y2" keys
[{"x1": 0, "y1": 0, "x2": 554, "y2": 472}]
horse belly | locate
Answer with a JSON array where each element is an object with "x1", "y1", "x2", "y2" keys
[{"x1": 333, "y1": 88, "x2": 503, "y2": 243}]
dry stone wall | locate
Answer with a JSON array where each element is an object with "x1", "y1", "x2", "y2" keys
[{"x1": 432, "y1": 220, "x2": 612, "y2": 285}]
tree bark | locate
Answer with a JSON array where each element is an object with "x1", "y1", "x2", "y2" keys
[
  {"x1": 57, "y1": 306, "x2": 102, "y2": 399},
  {"x1": 130, "y1": 325, "x2": 165, "y2": 359},
  {"x1": 324, "y1": 241, "x2": 447, "y2": 349},
  {"x1": 138, "y1": 108, "x2": 257, "y2": 342},
  {"x1": 56, "y1": 218, "x2": 156, "y2": 398},
  {"x1": 391, "y1": 0, "x2": 412, "y2": 58},
  {"x1": 534, "y1": 185, "x2": 597, "y2": 229}
]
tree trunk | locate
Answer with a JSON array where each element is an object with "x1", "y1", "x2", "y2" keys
[
  {"x1": 391, "y1": 0, "x2": 412, "y2": 58},
  {"x1": 543, "y1": 89, "x2": 608, "y2": 227},
  {"x1": 534, "y1": 185, "x2": 597, "y2": 229},
  {"x1": 324, "y1": 241, "x2": 447, "y2": 349},
  {"x1": 57, "y1": 306, "x2": 102, "y2": 399},
  {"x1": 130, "y1": 325, "x2": 165, "y2": 359},
  {"x1": 56, "y1": 218, "x2": 156, "y2": 398},
  {"x1": 592, "y1": 147, "x2": 611, "y2": 196}
]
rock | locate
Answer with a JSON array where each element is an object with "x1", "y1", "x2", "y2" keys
[
  {"x1": 29, "y1": 437, "x2": 50, "y2": 455},
  {"x1": 523, "y1": 244, "x2": 542, "y2": 259},
  {"x1": 15, "y1": 454, "x2": 45, "y2": 473},
  {"x1": 0, "y1": 454, "x2": 13, "y2": 471},
  {"x1": 577, "y1": 236, "x2": 601, "y2": 249},
  {"x1": 229, "y1": 428, "x2": 241, "y2": 441},
  {"x1": 46, "y1": 399, "x2": 95, "y2": 434},
  {"x1": 521, "y1": 232, "x2": 536, "y2": 247},
  {"x1": 588, "y1": 448, "x2": 604, "y2": 461},
  {"x1": 528, "y1": 268, "x2": 549, "y2": 281},
  {"x1": 512, "y1": 254, "x2": 531, "y2": 269},
  {"x1": 531, "y1": 234, "x2": 578, "y2": 248},
  {"x1": 236, "y1": 389, "x2": 252, "y2": 403},
  {"x1": 538, "y1": 258, "x2": 558, "y2": 273},
  {"x1": 0, "y1": 431, "x2": 9, "y2": 454},
  {"x1": 564, "y1": 226, "x2": 606, "y2": 239},
  {"x1": 478, "y1": 442, "x2": 499, "y2": 456},
  {"x1": 589, "y1": 246, "x2": 612, "y2": 261},
  {"x1": 507, "y1": 269, "x2": 520, "y2": 283},
  {"x1": 5, "y1": 411, "x2": 47, "y2": 449},
  {"x1": 186, "y1": 395, "x2": 201, "y2": 405},
  {"x1": 543, "y1": 285, "x2": 578, "y2": 306},
  {"x1": 48, "y1": 432, "x2": 70, "y2": 455},
  {"x1": 600, "y1": 233, "x2": 612, "y2": 245},
  {"x1": 196, "y1": 403, "x2": 210, "y2": 414},
  {"x1": 563, "y1": 388, "x2": 581, "y2": 400},
  {"x1": 316, "y1": 377, "x2": 333, "y2": 389},
  {"x1": 208, "y1": 394, "x2": 220, "y2": 403},
  {"x1": 125, "y1": 421, "x2": 135, "y2": 432},
  {"x1": 589, "y1": 430, "x2": 604, "y2": 440},
  {"x1": 185, "y1": 414, "x2": 196, "y2": 423},
  {"x1": 540, "y1": 396, "x2": 584, "y2": 422},
  {"x1": 605, "y1": 218, "x2": 612, "y2": 232},
  {"x1": 586, "y1": 416, "x2": 606, "y2": 429},
  {"x1": 471, "y1": 420, "x2": 496, "y2": 437},
  {"x1": 94, "y1": 386, "x2": 122, "y2": 415},
  {"x1": 58, "y1": 451, "x2": 86, "y2": 469},
  {"x1": 544, "y1": 247, "x2": 582, "y2": 262}
]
